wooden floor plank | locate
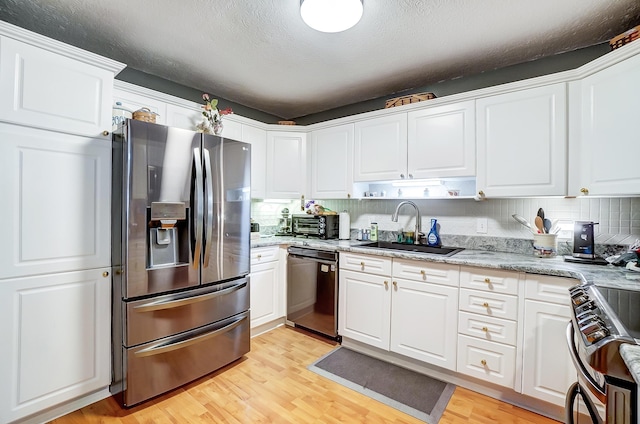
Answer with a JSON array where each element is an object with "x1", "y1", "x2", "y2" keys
[{"x1": 49, "y1": 327, "x2": 559, "y2": 423}]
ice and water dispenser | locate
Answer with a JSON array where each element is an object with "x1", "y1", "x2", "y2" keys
[{"x1": 148, "y1": 201, "x2": 188, "y2": 268}]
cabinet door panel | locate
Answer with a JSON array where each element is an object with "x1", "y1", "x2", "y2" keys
[
  {"x1": 392, "y1": 259, "x2": 459, "y2": 287},
  {"x1": 242, "y1": 125, "x2": 267, "y2": 199},
  {"x1": 408, "y1": 100, "x2": 475, "y2": 178},
  {"x1": 165, "y1": 103, "x2": 201, "y2": 131},
  {"x1": 0, "y1": 124, "x2": 111, "y2": 278},
  {"x1": 457, "y1": 334, "x2": 516, "y2": 389},
  {"x1": 0, "y1": 37, "x2": 113, "y2": 138},
  {"x1": 112, "y1": 88, "x2": 167, "y2": 126},
  {"x1": 266, "y1": 131, "x2": 306, "y2": 198},
  {"x1": 354, "y1": 113, "x2": 407, "y2": 181},
  {"x1": 522, "y1": 300, "x2": 574, "y2": 406},
  {"x1": 310, "y1": 123, "x2": 354, "y2": 198},
  {"x1": 571, "y1": 53, "x2": 640, "y2": 196},
  {"x1": 250, "y1": 261, "x2": 279, "y2": 328},
  {"x1": 476, "y1": 83, "x2": 566, "y2": 197},
  {"x1": 390, "y1": 279, "x2": 458, "y2": 370},
  {"x1": 338, "y1": 270, "x2": 390, "y2": 349},
  {"x1": 0, "y1": 269, "x2": 111, "y2": 423}
]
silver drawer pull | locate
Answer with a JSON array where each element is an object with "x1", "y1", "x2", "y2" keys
[
  {"x1": 134, "y1": 282, "x2": 247, "y2": 312},
  {"x1": 134, "y1": 313, "x2": 247, "y2": 357}
]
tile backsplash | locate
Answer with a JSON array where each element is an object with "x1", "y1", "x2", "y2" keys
[{"x1": 251, "y1": 197, "x2": 640, "y2": 246}]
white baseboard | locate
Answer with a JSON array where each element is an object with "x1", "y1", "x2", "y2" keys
[{"x1": 13, "y1": 388, "x2": 111, "y2": 424}]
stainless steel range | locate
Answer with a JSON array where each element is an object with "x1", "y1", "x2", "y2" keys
[{"x1": 566, "y1": 282, "x2": 639, "y2": 423}]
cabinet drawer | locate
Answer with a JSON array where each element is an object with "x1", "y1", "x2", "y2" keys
[
  {"x1": 460, "y1": 266, "x2": 519, "y2": 295},
  {"x1": 524, "y1": 274, "x2": 577, "y2": 306},
  {"x1": 340, "y1": 252, "x2": 392, "y2": 276},
  {"x1": 251, "y1": 246, "x2": 279, "y2": 264},
  {"x1": 459, "y1": 288, "x2": 518, "y2": 321},
  {"x1": 457, "y1": 334, "x2": 516, "y2": 389},
  {"x1": 392, "y1": 259, "x2": 459, "y2": 287},
  {"x1": 458, "y1": 311, "x2": 517, "y2": 346}
]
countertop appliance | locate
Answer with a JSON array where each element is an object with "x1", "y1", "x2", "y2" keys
[
  {"x1": 291, "y1": 214, "x2": 339, "y2": 239},
  {"x1": 286, "y1": 246, "x2": 339, "y2": 341},
  {"x1": 111, "y1": 119, "x2": 251, "y2": 407},
  {"x1": 566, "y1": 282, "x2": 638, "y2": 423}
]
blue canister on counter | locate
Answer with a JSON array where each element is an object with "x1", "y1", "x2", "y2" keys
[{"x1": 427, "y1": 218, "x2": 441, "y2": 247}]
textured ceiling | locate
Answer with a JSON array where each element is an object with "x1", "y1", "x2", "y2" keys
[{"x1": 1, "y1": 0, "x2": 639, "y2": 119}]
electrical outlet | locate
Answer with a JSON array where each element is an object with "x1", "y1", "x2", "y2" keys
[{"x1": 477, "y1": 218, "x2": 488, "y2": 234}]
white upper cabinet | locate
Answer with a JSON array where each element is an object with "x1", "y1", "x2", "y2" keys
[
  {"x1": 568, "y1": 52, "x2": 640, "y2": 196},
  {"x1": 476, "y1": 83, "x2": 567, "y2": 197},
  {"x1": 266, "y1": 131, "x2": 307, "y2": 199},
  {"x1": 310, "y1": 123, "x2": 354, "y2": 199},
  {"x1": 407, "y1": 100, "x2": 476, "y2": 178},
  {"x1": 164, "y1": 103, "x2": 201, "y2": 131},
  {"x1": 113, "y1": 84, "x2": 167, "y2": 126},
  {"x1": 221, "y1": 118, "x2": 243, "y2": 140},
  {"x1": 243, "y1": 124, "x2": 267, "y2": 199},
  {"x1": 0, "y1": 30, "x2": 123, "y2": 139},
  {"x1": 354, "y1": 113, "x2": 407, "y2": 181},
  {"x1": 0, "y1": 123, "x2": 112, "y2": 279}
]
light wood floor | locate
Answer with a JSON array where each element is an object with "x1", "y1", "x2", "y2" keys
[{"x1": 50, "y1": 326, "x2": 560, "y2": 423}]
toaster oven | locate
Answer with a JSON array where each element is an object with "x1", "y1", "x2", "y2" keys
[{"x1": 291, "y1": 214, "x2": 339, "y2": 239}]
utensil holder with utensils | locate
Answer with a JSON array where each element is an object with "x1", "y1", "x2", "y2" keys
[{"x1": 533, "y1": 233, "x2": 558, "y2": 258}]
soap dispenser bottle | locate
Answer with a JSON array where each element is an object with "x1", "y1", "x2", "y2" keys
[{"x1": 427, "y1": 218, "x2": 441, "y2": 247}]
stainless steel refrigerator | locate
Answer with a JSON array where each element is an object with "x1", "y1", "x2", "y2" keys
[{"x1": 110, "y1": 119, "x2": 251, "y2": 407}]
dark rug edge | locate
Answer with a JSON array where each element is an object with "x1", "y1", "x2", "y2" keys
[{"x1": 308, "y1": 347, "x2": 456, "y2": 424}]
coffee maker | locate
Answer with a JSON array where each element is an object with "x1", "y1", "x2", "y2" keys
[
  {"x1": 564, "y1": 221, "x2": 608, "y2": 265},
  {"x1": 572, "y1": 221, "x2": 597, "y2": 259}
]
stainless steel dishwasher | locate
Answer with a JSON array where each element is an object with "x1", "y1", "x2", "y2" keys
[{"x1": 286, "y1": 246, "x2": 339, "y2": 341}]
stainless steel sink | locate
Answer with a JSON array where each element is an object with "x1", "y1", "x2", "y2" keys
[{"x1": 358, "y1": 241, "x2": 464, "y2": 256}]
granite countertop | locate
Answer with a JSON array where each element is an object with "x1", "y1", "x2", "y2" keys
[{"x1": 252, "y1": 236, "x2": 640, "y2": 290}]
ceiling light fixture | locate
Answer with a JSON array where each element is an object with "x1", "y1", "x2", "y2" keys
[{"x1": 300, "y1": 0, "x2": 363, "y2": 33}]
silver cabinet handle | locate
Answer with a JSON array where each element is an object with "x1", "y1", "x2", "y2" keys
[
  {"x1": 202, "y1": 148, "x2": 214, "y2": 268},
  {"x1": 133, "y1": 281, "x2": 247, "y2": 312},
  {"x1": 133, "y1": 312, "x2": 247, "y2": 357},
  {"x1": 192, "y1": 148, "x2": 204, "y2": 268}
]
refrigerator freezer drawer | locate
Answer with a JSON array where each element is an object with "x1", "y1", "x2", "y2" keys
[
  {"x1": 122, "y1": 311, "x2": 250, "y2": 407},
  {"x1": 125, "y1": 278, "x2": 249, "y2": 346}
]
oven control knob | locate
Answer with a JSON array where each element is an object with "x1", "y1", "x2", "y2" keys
[
  {"x1": 576, "y1": 300, "x2": 596, "y2": 315},
  {"x1": 576, "y1": 304, "x2": 599, "y2": 321},
  {"x1": 571, "y1": 294, "x2": 590, "y2": 306},
  {"x1": 580, "y1": 321, "x2": 604, "y2": 335},
  {"x1": 586, "y1": 329, "x2": 608, "y2": 343},
  {"x1": 569, "y1": 286, "x2": 585, "y2": 296}
]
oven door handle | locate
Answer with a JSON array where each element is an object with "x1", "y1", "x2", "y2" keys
[{"x1": 566, "y1": 322, "x2": 607, "y2": 402}]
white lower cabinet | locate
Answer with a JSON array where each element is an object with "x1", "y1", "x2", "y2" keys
[
  {"x1": 250, "y1": 246, "x2": 282, "y2": 330},
  {"x1": 457, "y1": 334, "x2": 516, "y2": 388},
  {"x1": 0, "y1": 268, "x2": 111, "y2": 424},
  {"x1": 339, "y1": 268, "x2": 391, "y2": 349},
  {"x1": 390, "y1": 277, "x2": 458, "y2": 370},
  {"x1": 339, "y1": 254, "x2": 459, "y2": 370},
  {"x1": 457, "y1": 267, "x2": 519, "y2": 389},
  {"x1": 521, "y1": 274, "x2": 577, "y2": 407}
]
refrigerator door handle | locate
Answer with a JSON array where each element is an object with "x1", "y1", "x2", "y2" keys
[
  {"x1": 133, "y1": 312, "x2": 248, "y2": 357},
  {"x1": 192, "y1": 147, "x2": 204, "y2": 267},
  {"x1": 203, "y1": 148, "x2": 214, "y2": 268}
]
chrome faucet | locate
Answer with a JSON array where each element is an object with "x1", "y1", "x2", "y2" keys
[{"x1": 391, "y1": 201, "x2": 422, "y2": 245}]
